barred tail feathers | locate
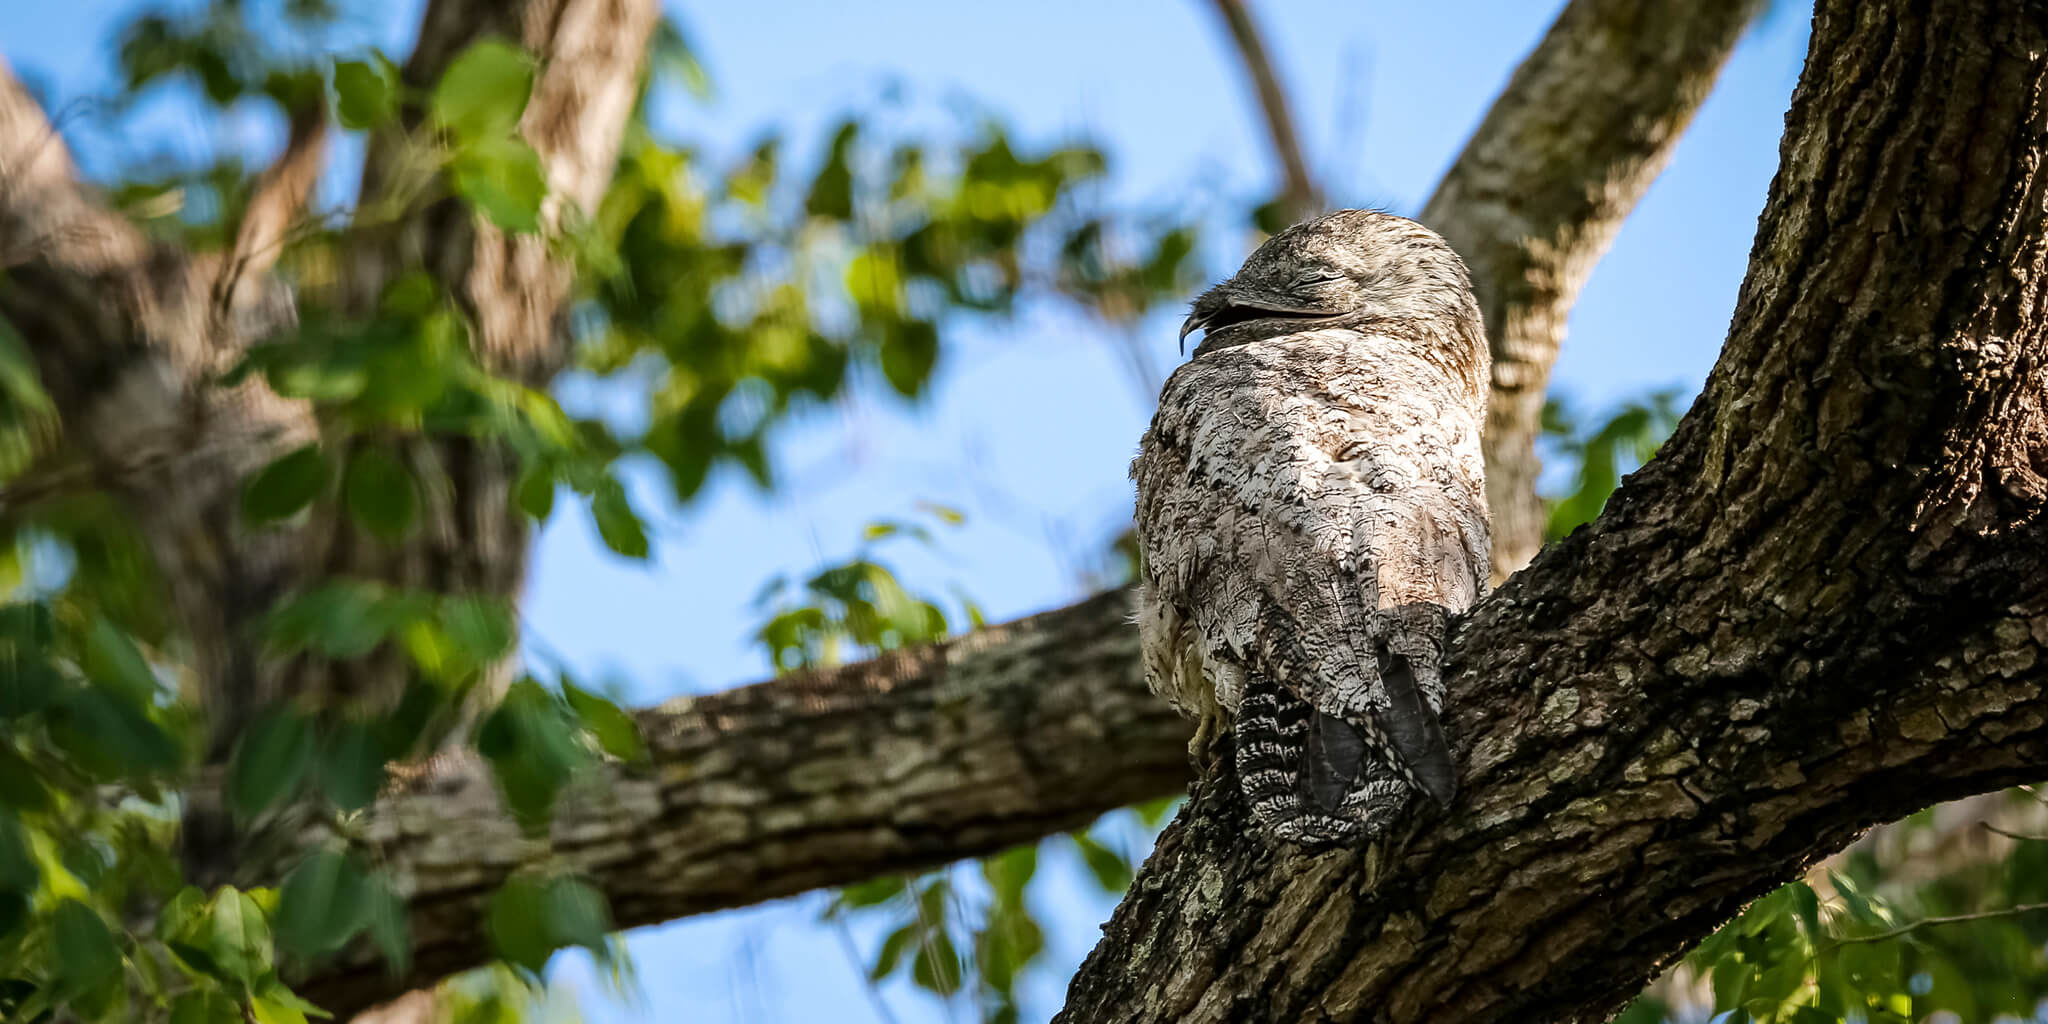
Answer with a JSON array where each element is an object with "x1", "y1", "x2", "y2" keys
[{"x1": 1234, "y1": 678, "x2": 1368, "y2": 846}]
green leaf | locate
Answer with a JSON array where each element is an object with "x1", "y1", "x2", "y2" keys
[
  {"x1": 365, "y1": 873, "x2": 411, "y2": 977},
  {"x1": 484, "y1": 876, "x2": 550, "y2": 974},
  {"x1": 0, "y1": 652, "x2": 59, "y2": 719},
  {"x1": 477, "y1": 680, "x2": 588, "y2": 829},
  {"x1": 243, "y1": 445, "x2": 329, "y2": 526},
  {"x1": 846, "y1": 247, "x2": 902, "y2": 315},
  {"x1": 1132, "y1": 796, "x2": 1179, "y2": 827},
  {"x1": 870, "y1": 922, "x2": 917, "y2": 981},
  {"x1": 1611, "y1": 997, "x2": 1671, "y2": 1024},
  {"x1": 47, "y1": 686, "x2": 178, "y2": 780},
  {"x1": 514, "y1": 464, "x2": 556, "y2": 522},
  {"x1": 430, "y1": 40, "x2": 533, "y2": 141},
  {"x1": 561, "y1": 679, "x2": 645, "y2": 763},
  {"x1": 452, "y1": 137, "x2": 548, "y2": 233},
  {"x1": 910, "y1": 928, "x2": 962, "y2": 995},
  {"x1": 254, "y1": 980, "x2": 331, "y2": 1021},
  {"x1": 156, "y1": 885, "x2": 207, "y2": 942},
  {"x1": 251, "y1": 995, "x2": 310, "y2": 1024},
  {"x1": 540, "y1": 875, "x2": 610, "y2": 954},
  {"x1": 805, "y1": 121, "x2": 857, "y2": 219},
  {"x1": 1071, "y1": 833, "x2": 1132, "y2": 894},
  {"x1": 437, "y1": 596, "x2": 516, "y2": 667},
  {"x1": 591, "y1": 481, "x2": 649, "y2": 559},
  {"x1": 51, "y1": 899, "x2": 122, "y2": 995},
  {"x1": 485, "y1": 875, "x2": 610, "y2": 974},
  {"x1": 169, "y1": 989, "x2": 242, "y2": 1024},
  {"x1": 84, "y1": 616, "x2": 158, "y2": 703},
  {"x1": 834, "y1": 875, "x2": 906, "y2": 911},
  {"x1": 265, "y1": 581, "x2": 421, "y2": 660},
  {"x1": 0, "y1": 890, "x2": 23, "y2": 942},
  {"x1": 648, "y1": 18, "x2": 713, "y2": 100},
  {"x1": 318, "y1": 720, "x2": 388, "y2": 812},
  {"x1": 0, "y1": 743, "x2": 50, "y2": 812},
  {"x1": 980, "y1": 844, "x2": 1036, "y2": 907},
  {"x1": 378, "y1": 273, "x2": 440, "y2": 318},
  {"x1": 332, "y1": 58, "x2": 395, "y2": 131},
  {"x1": 275, "y1": 849, "x2": 372, "y2": 958},
  {"x1": 0, "y1": 812, "x2": 38, "y2": 892},
  {"x1": 878, "y1": 319, "x2": 939, "y2": 397},
  {"x1": 198, "y1": 887, "x2": 274, "y2": 988},
  {"x1": 344, "y1": 445, "x2": 418, "y2": 540},
  {"x1": 975, "y1": 908, "x2": 1043, "y2": 996},
  {"x1": 229, "y1": 709, "x2": 315, "y2": 819}
]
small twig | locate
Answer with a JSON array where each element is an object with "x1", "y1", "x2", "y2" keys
[
  {"x1": 1824, "y1": 902, "x2": 2048, "y2": 949},
  {"x1": 215, "y1": 102, "x2": 329, "y2": 313},
  {"x1": 828, "y1": 913, "x2": 903, "y2": 1024},
  {"x1": 1202, "y1": 0, "x2": 1320, "y2": 223},
  {"x1": 1979, "y1": 821, "x2": 2048, "y2": 843}
]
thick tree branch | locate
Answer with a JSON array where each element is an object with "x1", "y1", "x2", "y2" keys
[
  {"x1": 1205, "y1": 0, "x2": 1320, "y2": 224},
  {"x1": 1057, "y1": 1, "x2": 2048, "y2": 1020},
  {"x1": 301, "y1": 589, "x2": 1187, "y2": 1016},
  {"x1": 1420, "y1": 0, "x2": 1767, "y2": 581}
]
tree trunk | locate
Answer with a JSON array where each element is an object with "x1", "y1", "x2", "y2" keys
[{"x1": 1056, "y1": 1, "x2": 2048, "y2": 1020}]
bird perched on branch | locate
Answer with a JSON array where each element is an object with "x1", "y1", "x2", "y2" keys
[{"x1": 1132, "y1": 209, "x2": 1490, "y2": 845}]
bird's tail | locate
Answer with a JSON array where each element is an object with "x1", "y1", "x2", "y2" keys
[{"x1": 1236, "y1": 676, "x2": 1377, "y2": 846}]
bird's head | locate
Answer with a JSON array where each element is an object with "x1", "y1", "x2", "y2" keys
[{"x1": 1179, "y1": 209, "x2": 1483, "y2": 362}]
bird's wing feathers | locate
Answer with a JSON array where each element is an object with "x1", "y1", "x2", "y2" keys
[{"x1": 1135, "y1": 334, "x2": 1483, "y2": 803}]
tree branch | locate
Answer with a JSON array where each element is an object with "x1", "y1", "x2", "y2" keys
[
  {"x1": 1823, "y1": 904, "x2": 2048, "y2": 950},
  {"x1": 1056, "y1": 1, "x2": 2048, "y2": 1019},
  {"x1": 300, "y1": 589, "x2": 1188, "y2": 1016},
  {"x1": 1420, "y1": 0, "x2": 1767, "y2": 580},
  {"x1": 1204, "y1": 0, "x2": 1320, "y2": 224}
]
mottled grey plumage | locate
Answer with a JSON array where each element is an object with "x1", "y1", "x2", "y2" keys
[{"x1": 1132, "y1": 209, "x2": 1491, "y2": 845}]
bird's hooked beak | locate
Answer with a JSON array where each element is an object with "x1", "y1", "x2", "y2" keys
[
  {"x1": 1177, "y1": 283, "x2": 1335, "y2": 354},
  {"x1": 1178, "y1": 287, "x2": 1227, "y2": 355}
]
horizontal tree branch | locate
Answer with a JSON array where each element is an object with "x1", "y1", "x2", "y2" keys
[{"x1": 304, "y1": 588, "x2": 1190, "y2": 1016}]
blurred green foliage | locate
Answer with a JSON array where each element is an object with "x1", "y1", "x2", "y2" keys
[
  {"x1": 1540, "y1": 389, "x2": 1684, "y2": 540},
  {"x1": 1621, "y1": 797, "x2": 2048, "y2": 1023}
]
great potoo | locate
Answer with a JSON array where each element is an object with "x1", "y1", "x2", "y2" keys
[{"x1": 1132, "y1": 209, "x2": 1491, "y2": 845}]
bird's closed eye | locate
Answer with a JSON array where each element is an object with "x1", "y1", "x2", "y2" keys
[{"x1": 1291, "y1": 269, "x2": 1343, "y2": 288}]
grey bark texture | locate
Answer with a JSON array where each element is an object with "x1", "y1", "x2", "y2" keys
[
  {"x1": 305, "y1": 590, "x2": 1184, "y2": 1016},
  {"x1": 1057, "y1": 0, "x2": 2048, "y2": 1020},
  {"x1": 0, "y1": 0, "x2": 1821, "y2": 1016},
  {"x1": 1420, "y1": 0, "x2": 1768, "y2": 581}
]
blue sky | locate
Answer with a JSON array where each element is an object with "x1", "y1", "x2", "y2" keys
[{"x1": 3, "y1": 1, "x2": 1814, "y2": 1020}]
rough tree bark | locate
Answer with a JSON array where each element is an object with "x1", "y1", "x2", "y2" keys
[
  {"x1": 303, "y1": 590, "x2": 1184, "y2": 1015},
  {"x1": 1421, "y1": 0, "x2": 1768, "y2": 581},
  {"x1": 1057, "y1": 1, "x2": 2048, "y2": 1021},
  {"x1": 0, "y1": 0, "x2": 1787, "y2": 1015}
]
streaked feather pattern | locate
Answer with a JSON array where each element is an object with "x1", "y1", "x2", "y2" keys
[{"x1": 1133, "y1": 210, "x2": 1490, "y2": 845}]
